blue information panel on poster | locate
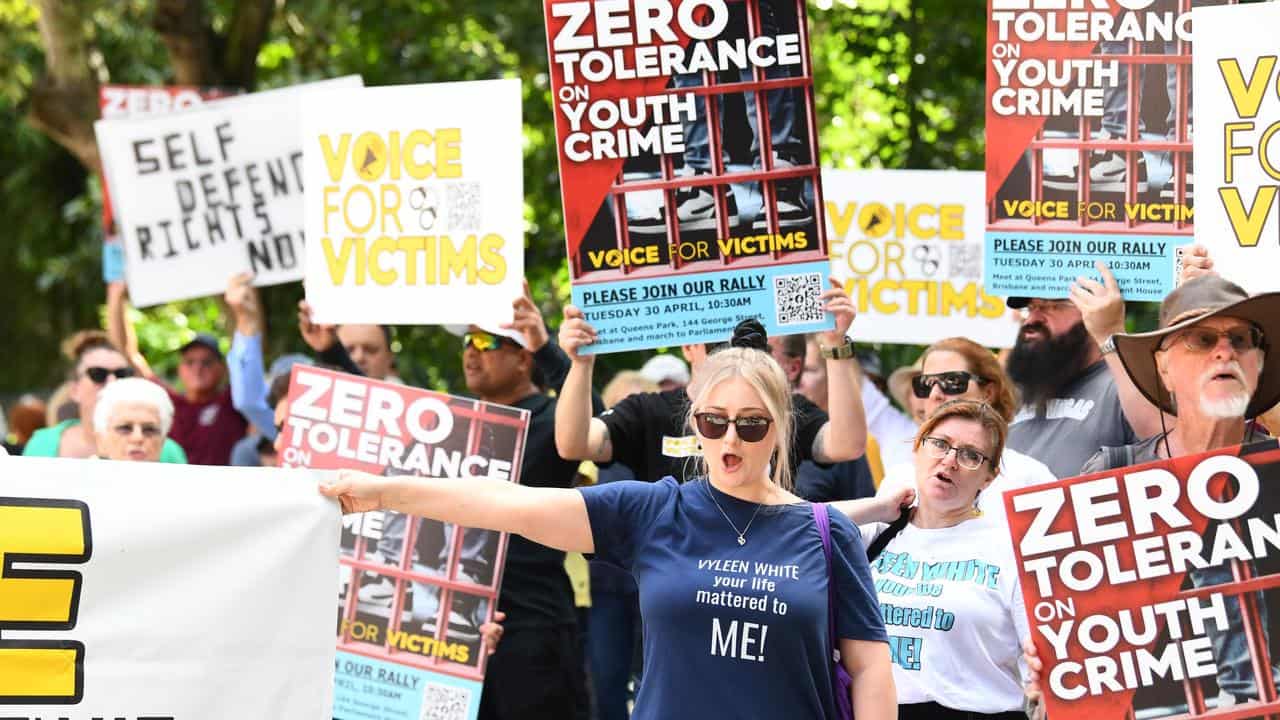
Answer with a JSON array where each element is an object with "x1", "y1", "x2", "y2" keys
[
  {"x1": 572, "y1": 260, "x2": 836, "y2": 354},
  {"x1": 984, "y1": 233, "x2": 1180, "y2": 302},
  {"x1": 334, "y1": 651, "x2": 484, "y2": 720}
]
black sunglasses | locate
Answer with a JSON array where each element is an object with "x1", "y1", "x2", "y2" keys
[
  {"x1": 693, "y1": 413, "x2": 773, "y2": 443},
  {"x1": 911, "y1": 371, "x2": 989, "y2": 399},
  {"x1": 84, "y1": 366, "x2": 136, "y2": 384}
]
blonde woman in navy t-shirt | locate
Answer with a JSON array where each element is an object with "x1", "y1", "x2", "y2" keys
[{"x1": 322, "y1": 345, "x2": 896, "y2": 719}]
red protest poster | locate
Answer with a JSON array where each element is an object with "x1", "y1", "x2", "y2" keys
[
  {"x1": 1005, "y1": 439, "x2": 1280, "y2": 719},
  {"x1": 983, "y1": 0, "x2": 1207, "y2": 302},
  {"x1": 544, "y1": 0, "x2": 834, "y2": 353},
  {"x1": 280, "y1": 365, "x2": 530, "y2": 720}
]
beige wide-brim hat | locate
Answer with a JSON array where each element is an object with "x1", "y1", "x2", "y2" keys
[
  {"x1": 1113, "y1": 275, "x2": 1280, "y2": 418},
  {"x1": 887, "y1": 357, "x2": 923, "y2": 414}
]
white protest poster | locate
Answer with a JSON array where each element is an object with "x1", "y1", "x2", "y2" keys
[
  {"x1": 1194, "y1": 2, "x2": 1280, "y2": 294},
  {"x1": 824, "y1": 169, "x2": 1019, "y2": 347},
  {"x1": 94, "y1": 75, "x2": 363, "y2": 307},
  {"x1": 0, "y1": 457, "x2": 338, "y2": 718},
  {"x1": 301, "y1": 79, "x2": 524, "y2": 326}
]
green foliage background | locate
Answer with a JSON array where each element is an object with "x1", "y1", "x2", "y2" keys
[{"x1": 1, "y1": 0, "x2": 988, "y2": 395}]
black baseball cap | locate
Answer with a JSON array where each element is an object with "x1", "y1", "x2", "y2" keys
[{"x1": 1005, "y1": 296, "x2": 1068, "y2": 310}]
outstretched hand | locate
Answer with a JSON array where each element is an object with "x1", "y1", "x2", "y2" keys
[
  {"x1": 558, "y1": 305, "x2": 598, "y2": 363},
  {"x1": 319, "y1": 470, "x2": 396, "y2": 514}
]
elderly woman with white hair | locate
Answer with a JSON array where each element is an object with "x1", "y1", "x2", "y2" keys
[{"x1": 93, "y1": 378, "x2": 178, "y2": 463}]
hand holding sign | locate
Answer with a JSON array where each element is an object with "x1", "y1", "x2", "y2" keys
[
  {"x1": 818, "y1": 276, "x2": 857, "y2": 348},
  {"x1": 501, "y1": 280, "x2": 550, "y2": 353},
  {"x1": 558, "y1": 305, "x2": 598, "y2": 364},
  {"x1": 1178, "y1": 244, "x2": 1215, "y2": 286},
  {"x1": 225, "y1": 272, "x2": 262, "y2": 336},
  {"x1": 297, "y1": 300, "x2": 338, "y2": 353},
  {"x1": 1069, "y1": 261, "x2": 1124, "y2": 346},
  {"x1": 319, "y1": 469, "x2": 396, "y2": 514}
]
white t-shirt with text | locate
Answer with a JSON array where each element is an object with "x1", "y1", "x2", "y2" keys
[{"x1": 860, "y1": 517, "x2": 1031, "y2": 713}]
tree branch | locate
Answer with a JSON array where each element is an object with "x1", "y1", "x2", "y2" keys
[
  {"x1": 153, "y1": 0, "x2": 217, "y2": 85},
  {"x1": 28, "y1": 0, "x2": 100, "y2": 172},
  {"x1": 222, "y1": 0, "x2": 276, "y2": 89}
]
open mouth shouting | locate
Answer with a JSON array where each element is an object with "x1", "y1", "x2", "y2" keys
[{"x1": 722, "y1": 452, "x2": 743, "y2": 473}]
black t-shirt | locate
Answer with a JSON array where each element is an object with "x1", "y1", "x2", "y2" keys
[
  {"x1": 598, "y1": 388, "x2": 829, "y2": 483},
  {"x1": 794, "y1": 458, "x2": 875, "y2": 503},
  {"x1": 500, "y1": 392, "x2": 579, "y2": 629}
]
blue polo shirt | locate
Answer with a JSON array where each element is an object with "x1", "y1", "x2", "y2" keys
[{"x1": 579, "y1": 476, "x2": 887, "y2": 720}]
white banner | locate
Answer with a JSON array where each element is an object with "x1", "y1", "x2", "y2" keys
[
  {"x1": 0, "y1": 457, "x2": 339, "y2": 718},
  {"x1": 1194, "y1": 2, "x2": 1280, "y2": 294},
  {"x1": 302, "y1": 79, "x2": 525, "y2": 326},
  {"x1": 824, "y1": 169, "x2": 1019, "y2": 347},
  {"x1": 94, "y1": 75, "x2": 363, "y2": 307}
]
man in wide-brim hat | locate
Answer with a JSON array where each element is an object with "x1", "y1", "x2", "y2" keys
[
  {"x1": 1109, "y1": 274, "x2": 1280, "y2": 454},
  {"x1": 1025, "y1": 274, "x2": 1280, "y2": 710}
]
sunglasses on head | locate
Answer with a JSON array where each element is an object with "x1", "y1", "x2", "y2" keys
[
  {"x1": 693, "y1": 413, "x2": 773, "y2": 443},
  {"x1": 1163, "y1": 325, "x2": 1265, "y2": 354},
  {"x1": 911, "y1": 371, "x2": 988, "y2": 399},
  {"x1": 463, "y1": 332, "x2": 509, "y2": 352},
  {"x1": 84, "y1": 366, "x2": 136, "y2": 384}
]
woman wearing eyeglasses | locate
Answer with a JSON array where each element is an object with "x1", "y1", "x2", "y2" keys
[
  {"x1": 861, "y1": 399, "x2": 1030, "y2": 720},
  {"x1": 320, "y1": 344, "x2": 897, "y2": 720},
  {"x1": 861, "y1": 337, "x2": 1055, "y2": 522},
  {"x1": 91, "y1": 378, "x2": 175, "y2": 462},
  {"x1": 24, "y1": 331, "x2": 187, "y2": 463}
]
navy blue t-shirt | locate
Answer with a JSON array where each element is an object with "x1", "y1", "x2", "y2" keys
[{"x1": 579, "y1": 476, "x2": 887, "y2": 719}]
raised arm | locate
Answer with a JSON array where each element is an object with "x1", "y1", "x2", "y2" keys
[
  {"x1": 106, "y1": 281, "x2": 155, "y2": 378},
  {"x1": 1070, "y1": 262, "x2": 1166, "y2": 439},
  {"x1": 320, "y1": 469, "x2": 594, "y2": 553},
  {"x1": 554, "y1": 305, "x2": 615, "y2": 463},
  {"x1": 814, "y1": 278, "x2": 867, "y2": 463},
  {"x1": 225, "y1": 272, "x2": 276, "y2": 436}
]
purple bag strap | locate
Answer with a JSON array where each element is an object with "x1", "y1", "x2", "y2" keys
[
  {"x1": 811, "y1": 502, "x2": 839, "y2": 662},
  {"x1": 812, "y1": 502, "x2": 856, "y2": 720}
]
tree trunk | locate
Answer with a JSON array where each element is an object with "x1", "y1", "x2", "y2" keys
[{"x1": 28, "y1": 0, "x2": 100, "y2": 173}]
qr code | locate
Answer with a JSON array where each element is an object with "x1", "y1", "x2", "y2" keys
[
  {"x1": 447, "y1": 183, "x2": 482, "y2": 232},
  {"x1": 948, "y1": 243, "x2": 982, "y2": 280},
  {"x1": 420, "y1": 682, "x2": 471, "y2": 720},
  {"x1": 774, "y1": 272, "x2": 824, "y2": 326}
]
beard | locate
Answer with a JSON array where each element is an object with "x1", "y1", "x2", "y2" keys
[
  {"x1": 1197, "y1": 361, "x2": 1252, "y2": 419},
  {"x1": 1007, "y1": 320, "x2": 1095, "y2": 408}
]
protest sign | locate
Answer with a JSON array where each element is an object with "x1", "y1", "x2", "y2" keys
[
  {"x1": 1006, "y1": 439, "x2": 1280, "y2": 719},
  {"x1": 94, "y1": 75, "x2": 362, "y2": 307},
  {"x1": 545, "y1": 0, "x2": 835, "y2": 353},
  {"x1": 98, "y1": 85, "x2": 239, "y2": 235},
  {"x1": 1194, "y1": 2, "x2": 1280, "y2": 295},
  {"x1": 825, "y1": 169, "x2": 1019, "y2": 347},
  {"x1": 301, "y1": 80, "x2": 525, "y2": 326},
  {"x1": 0, "y1": 456, "x2": 337, "y2": 718},
  {"x1": 984, "y1": 0, "x2": 1197, "y2": 301},
  {"x1": 279, "y1": 365, "x2": 530, "y2": 720}
]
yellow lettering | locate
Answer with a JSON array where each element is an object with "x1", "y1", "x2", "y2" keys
[
  {"x1": 827, "y1": 201, "x2": 856, "y2": 240},
  {"x1": 319, "y1": 133, "x2": 351, "y2": 182},
  {"x1": 1219, "y1": 186, "x2": 1279, "y2": 247},
  {"x1": 440, "y1": 234, "x2": 479, "y2": 284},
  {"x1": 403, "y1": 130, "x2": 435, "y2": 180},
  {"x1": 322, "y1": 237, "x2": 357, "y2": 285},
  {"x1": 1218, "y1": 56, "x2": 1278, "y2": 119},
  {"x1": 478, "y1": 233, "x2": 507, "y2": 284},
  {"x1": 437, "y1": 128, "x2": 463, "y2": 178},
  {"x1": 939, "y1": 204, "x2": 964, "y2": 239},
  {"x1": 369, "y1": 236, "x2": 398, "y2": 286}
]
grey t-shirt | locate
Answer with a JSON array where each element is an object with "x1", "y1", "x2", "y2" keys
[
  {"x1": 1080, "y1": 433, "x2": 1167, "y2": 475},
  {"x1": 1007, "y1": 361, "x2": 1137, "y2": 479}
]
